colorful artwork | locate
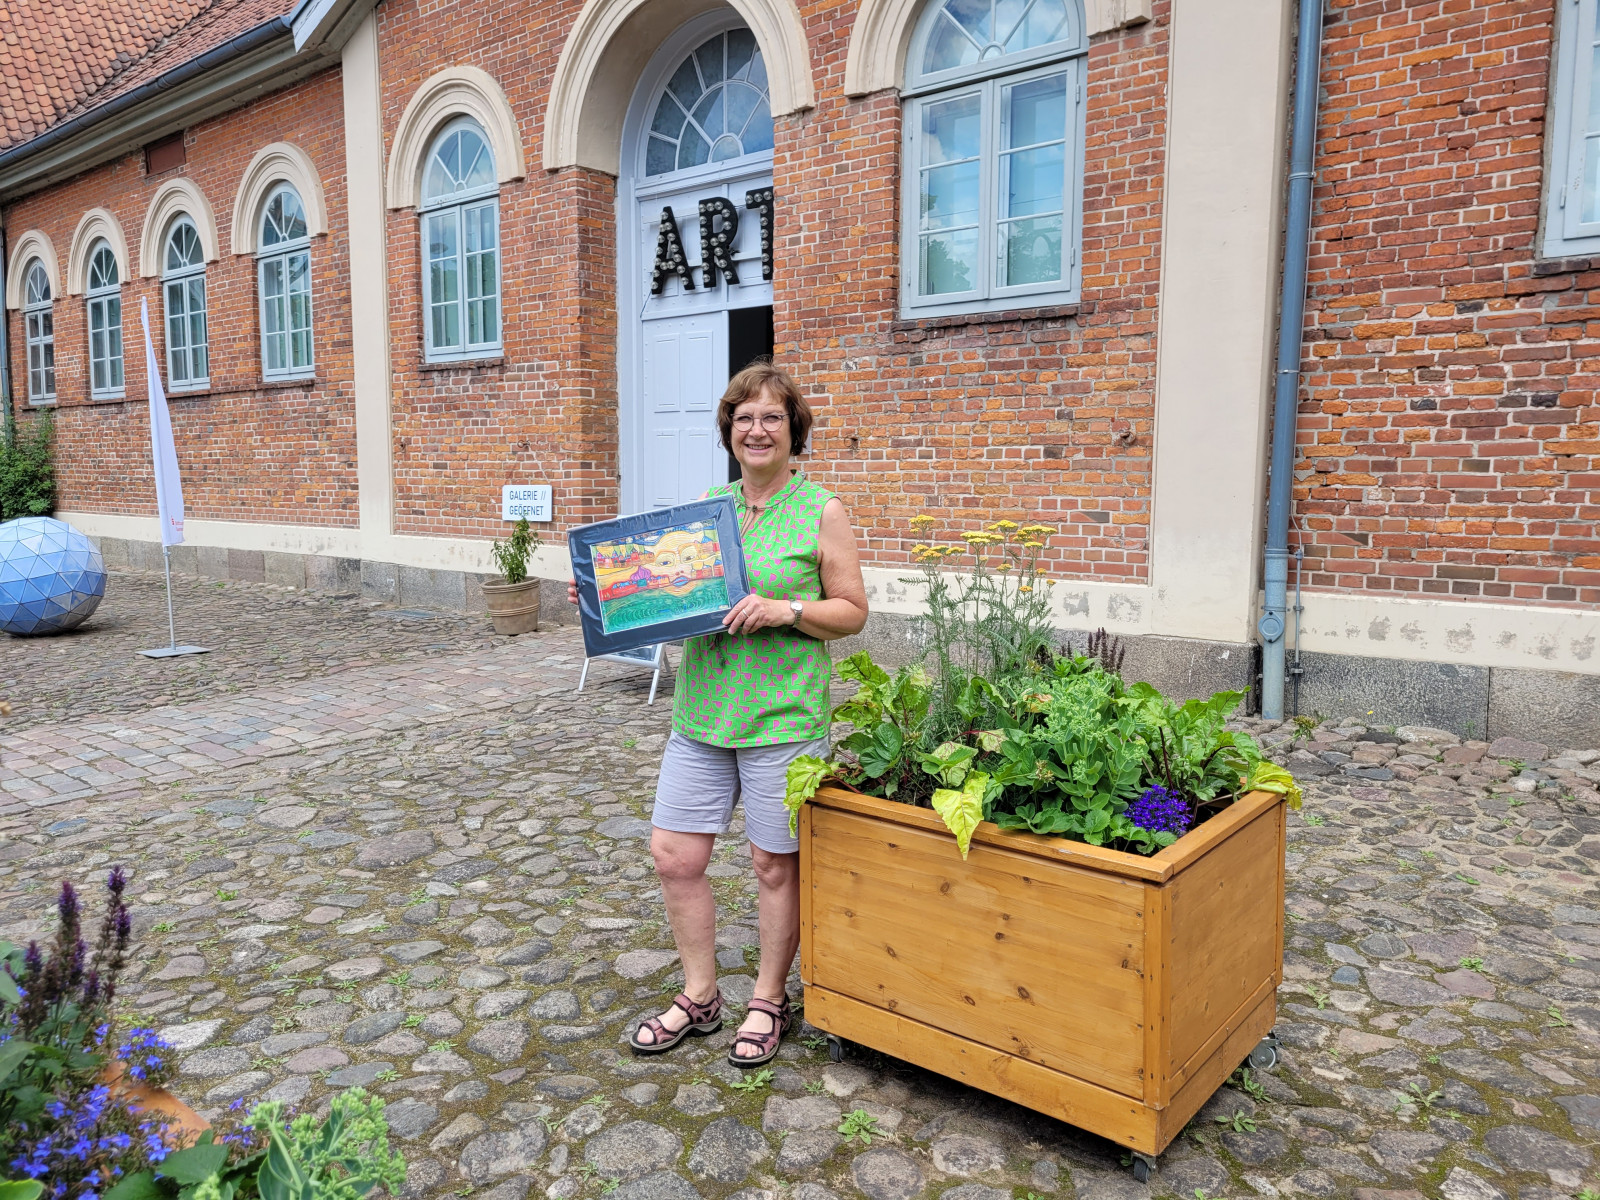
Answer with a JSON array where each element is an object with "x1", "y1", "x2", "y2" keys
[{"x1": 593, "y1": 520, "x2": 730, "y2": 634}]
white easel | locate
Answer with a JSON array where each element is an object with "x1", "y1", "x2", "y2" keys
[{"x1": 577, "y1": 643, "x2": 667, "y2": 705}]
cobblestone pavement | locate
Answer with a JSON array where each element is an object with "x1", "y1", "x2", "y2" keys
[
  {"x1": 3, "y1": 577, "x2": 1600, "y2": 1200},
  {"x1": 0, "y1": 571, "x2": 496, "y2": 731}
]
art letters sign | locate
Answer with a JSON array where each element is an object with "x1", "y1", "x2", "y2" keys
[{"x1": 651, "y1": 188, "x2": 775, "y2": 294}]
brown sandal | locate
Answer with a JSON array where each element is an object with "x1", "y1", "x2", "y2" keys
[
  {"x1": 629, "y1": 990, "x2": 724, "y2": 1056},
  {"x1": 728, "y1": 995, "x2": 793, "y2": 1068}
]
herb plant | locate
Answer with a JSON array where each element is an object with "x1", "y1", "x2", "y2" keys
[{"x1": 490, "y1": 517, "x2": 538, "y2": 586}]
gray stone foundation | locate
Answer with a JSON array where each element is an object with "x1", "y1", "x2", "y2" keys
[{"x1": 92, "y1": 535, "x2": 1599, "y2": 743}]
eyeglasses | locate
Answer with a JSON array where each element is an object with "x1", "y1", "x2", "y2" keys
[{"x1": 732, "y1": 413, "x2": 787, "y2": 432}]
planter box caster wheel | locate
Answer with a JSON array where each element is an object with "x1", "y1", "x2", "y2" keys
[
  {"x1": 826, "y1": 1035, "x2": 846, "y2": 1063},
  {"x1": 1247, "y1": 1034, "x2": 1280, "y2": 1071},
  {"x1": 1129, "y1": 1153, "x2": 1155, "y2": 1183}
]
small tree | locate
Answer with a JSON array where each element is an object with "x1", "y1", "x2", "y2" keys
[
  {"x1": 0, "y1": 409, "x2": 57, "y2": 520},
  {"x1": 490, "y1": 516, "x2": 538, "y2": 585}
]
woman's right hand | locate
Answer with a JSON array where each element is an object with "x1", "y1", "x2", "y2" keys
[{"x1": 567, "y1": 578, "x2": 579, "y2": 606}]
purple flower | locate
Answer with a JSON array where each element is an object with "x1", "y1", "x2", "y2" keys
[{"x1": 1125, "y1": 784, "x2": 1191, "y2": 837}]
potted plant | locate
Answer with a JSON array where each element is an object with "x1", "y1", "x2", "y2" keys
[
  {"x1": 484, "y1": 515, "x2": 541, "y2": 635},
  {"x1": 784, "y1": 519, "x2": 1300, "y2": 1176}
]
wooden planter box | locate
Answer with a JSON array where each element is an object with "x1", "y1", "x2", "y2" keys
[{"x1": 798, "y1": 786, "x2": 1287, "y2": 1158}]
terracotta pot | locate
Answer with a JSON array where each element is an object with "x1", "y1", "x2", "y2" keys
[
  {"x1": 483, "y1": 575, "x2": 541, "y2": 635},
  {"x1": 101, "y1": 1060, "x2": 209, "y2": 1141}
]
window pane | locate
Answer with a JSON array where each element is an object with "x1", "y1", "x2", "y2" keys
[
  {"x1": 921, "y1": 228, "x2": 979, "y2": 294},
  {"x1": 263, "y1": 258, "x2": 286, "y2": 372},
  {"x1": 923, "y1": 93, "x2": 982, "y2": 164},
  {"x1": 678, "y1": 128, "x2": 711, "y2": 170},
  {"x1": 999, "y1": 214, "x2": 1063, "y2": 285},
  {"x1": 1002, "y1": 144, "x2": 1065, "y2": 217},
  {"x1": 108, "y1": 298, "x2": 123, "y2": 388},
  {"x1": 189, "y1": 278, "x2": 208, "y2": 380},
  {"x1": 1004, "y1": 74, "x2": 1067, "y2": 147},
  {"x1": 1586, "y1": 132, "x2": 1600, "y2": 226},
  {"x1": 922, "y1": 162, "x2": 981, "y2": 230},
  {"x1": 1010, "y1": 0, "x2": 1068, "y2": 51},
  {"x1": 289, "y1": 251, "x2": 313, "y2": 369}
]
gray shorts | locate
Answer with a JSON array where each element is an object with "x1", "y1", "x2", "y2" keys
[{"x1": 652, "y1": 730, "x2": 830, "y2": 854}]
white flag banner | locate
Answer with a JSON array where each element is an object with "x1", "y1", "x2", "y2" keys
[{"x1": 141, "y1": 298, "x2": 185, "y2": 547}]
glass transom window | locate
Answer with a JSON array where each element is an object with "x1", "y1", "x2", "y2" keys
[
  {"x1": 901, "y1": 0, "x2": 1085, "y2": 317},
  {"x1": 258, "y1": 184, "x2": 314, "y2": 379},
  {"x1": 645, "y1": 29, "x2": 774, "y2": 176},
  {"x1": 420, "y1": 117, "x2": 501, "y2": 361},
  {"x1": 86, "y1": 241, "x2": 123, "y2": 397}
]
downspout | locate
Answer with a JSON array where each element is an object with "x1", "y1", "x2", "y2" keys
[
  {"x1": 1, "y1": 219, "x2": 12, "y2": 449},
  {"x1": 1260, "y1": 0, "x2": 1324, "y2": 720}
]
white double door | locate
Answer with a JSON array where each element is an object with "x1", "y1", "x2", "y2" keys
[{"x1": 623, "y1": 163, "x2": 773, "y2": 513}]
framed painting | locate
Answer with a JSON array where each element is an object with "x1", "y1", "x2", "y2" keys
[{"x1": 568, "y1": 495, "x2": 751, "y2": 658}]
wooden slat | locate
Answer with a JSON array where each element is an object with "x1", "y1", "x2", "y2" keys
[
  {"x1": 1158, "y1": 990, "x2": 1277, "y2": 1149},
  {"x1": 1154, "y1": 789, "x2": 1283, "y2": 875},
  {"x1": 810, "y1": 787, "x2": 1172, "y2": 882},
  {"x1": 806, "y1": 804, "x2": 1148, "y2": 1096},
  {"x1": 1165, "y1": 802, "x2": 1282, "y2": 1073},
  {"x1": 799, "y1": 802, "x2": 816, "y2": 985},
  {"x1": 1142, "y1": 881, "x2": 1172, "y2": 1108},
  {"x1": 1168, "y1": 973, "x2": 1275, "y2": 1096},
  {"x1": 806, "y1": 984, "x2": 1163, "y2": 1155}
]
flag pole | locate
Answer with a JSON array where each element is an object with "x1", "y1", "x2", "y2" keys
[{"x1": 138, "y1": 297, "x2": 209, "y2": 659}]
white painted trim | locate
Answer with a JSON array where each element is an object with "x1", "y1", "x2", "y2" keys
[
  {"x1": 56, "y1": 511, "x2": 573, "y2": 578},
  {"x1": 342, "y1": 13, "x2": 396, "y2": 552},
  {"x1": 66, "y1": 210, "x2": 131, "y2": 295},
  {"x1": 138, "y1": 178, "x2": 220, "y2": 277},
  {"x1": 1296, "y1": 591, "x2": 1600, "y2": 676},
  {"x1": 862, "y1": 566, "x2": 1156, "y2": 634},
  {"x1": 543, "y1": 0, "x2": 815, "y2": 174},
  {"x1": 1146, "y1": 0, "x2": 1293, "y2": 644},
  {"x1": 386, "y1": 66, "x2": 525, "y2": 209},
  {"x1": 4, "y1": 229, "x2": 60, "y2": 310},
  {"x1": 842, "y1": 0, "x2": 1143, "y2": 98},
  {"x1": 230, "y1": 143, "x2": 329, "y2": 254}
]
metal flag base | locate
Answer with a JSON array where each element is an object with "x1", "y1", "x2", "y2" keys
[{"x1": 138, "y1": 545, "x2": 211, "y2": 659}]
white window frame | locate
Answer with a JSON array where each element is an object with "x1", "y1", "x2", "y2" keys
[
  {"x1": 1547, "y1": 0, "x2": 1600, "y2": 257},
  {"x1": 257, "y1": 183, "x2": 315, "y2": 381},
  {"x1": 899, "y1": 3, "x2": 1087, "y2": 319},
  {"x1": 419, "y1": 117, "x2": 503, "y2": 363},
  {"x1": 162, "y1": 216, "x2": 209, "y2": 390},
  {"x1": 85, "y1": 240, "x2": 124, "y2": 399},
  {"x1": 22, "y1": 260, "x2": 55, "y2": 403}
]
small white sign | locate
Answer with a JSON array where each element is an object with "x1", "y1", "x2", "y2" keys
[{"x1": 502, "y1": 484, "x2": 553, "y2": 522}]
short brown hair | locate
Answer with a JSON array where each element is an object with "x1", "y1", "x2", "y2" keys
[{"x1": 717, "y1": 361, "x2": 813, "y2": 454}]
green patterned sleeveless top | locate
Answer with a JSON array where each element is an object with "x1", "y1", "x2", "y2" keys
[{"x1": 672, "y1": 473, "x2": 835, "y2": 747}]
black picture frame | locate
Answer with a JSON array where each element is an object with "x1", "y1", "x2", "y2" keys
[{"x1": 568, "y1": 495, "x2": 751, "y2": 658}]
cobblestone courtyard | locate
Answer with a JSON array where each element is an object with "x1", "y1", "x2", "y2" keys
[{"x1": 2, "y1": 573, "x2": 1599, "y2": 1200}]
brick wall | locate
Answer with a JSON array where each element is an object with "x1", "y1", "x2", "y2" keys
[
  {"x1": 3, "y1": 67, "x2": 358, "y2": 528},
  {"x1": 1299, "y1": 0, "x2": 1600, "y2": 608},
  {"x1": 784, "y1": 1, "x2": 1169, "y2": 581}
]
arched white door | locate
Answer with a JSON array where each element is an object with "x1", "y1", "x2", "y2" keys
[{"x1": 618, "y1": 16, "x2": 776, "y2": 513}]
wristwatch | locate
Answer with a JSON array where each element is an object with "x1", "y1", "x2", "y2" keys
[{"x1": 788, "y1": 599, "x2": 804, "y2": 626}]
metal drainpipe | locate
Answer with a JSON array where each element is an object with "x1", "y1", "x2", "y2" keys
[
  {"x1": 0, "y1": 220, "x2": 12, "y2": 449},
  {"x1": 1261, "y1": 0, "x2": 1325, "y2": 720}
]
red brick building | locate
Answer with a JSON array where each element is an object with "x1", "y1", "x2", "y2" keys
[{"x1": 2, "y1": 0, "x2": 1597, "y2": 741}]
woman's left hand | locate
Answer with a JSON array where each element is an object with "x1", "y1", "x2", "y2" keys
[{"x1": 723, "y1": 593, "x2": 793, "y2": 636}]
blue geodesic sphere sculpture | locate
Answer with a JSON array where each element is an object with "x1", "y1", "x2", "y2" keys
[{"x1": 0, "y1": 517, "x2": 107, "y2": 636}]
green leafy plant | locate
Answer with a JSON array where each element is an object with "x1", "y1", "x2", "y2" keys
[
  {"x1": 1459, "y1": 955, "x2": 1484, "y2": 971},
  {"x1": 1303, "y1": 985, "x2": 1329, "y2": 1011},
  {"x1": 0, "y1": 409, "x2": 56, "y2": 520},
  {"x1": 1547, "y1": 1005, "x2": 1570, "y2": 1028},
  {"x1": 402, "y1": 1014, "x2": 424, "y2": 1028},
  {"x1": 1301, "y1": 813, "x2": 1325, "y2": 826},
  {"x1": 1230, "y1": 1067, "x2": 1267, "y2": 1103},
  {"x1": 490, "y1": 517, "x2": 539, "y2": 586},
  {"x1": 803, "y1": 1081, "x2": 827, "y2": 1095},
  {"x1": 215, "y1": 889, "x2": 239, "y2": 902},
  {"x1": 837, "y1": 1109, "x2": 880, "y2": 1146},
  {"x1": 729, "y1": 1068, "x2": 773, "y2": 1093},
  {"x1": 1215, "y1": 1110, "x2": 1257, "y2": 1133},
  {"x1": 0, "y1": 1182, "x2": 44, "y2": 1200}
]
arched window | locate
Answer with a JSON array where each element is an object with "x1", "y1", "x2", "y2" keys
[
  {"x1": 258, "y1": 184, "x2": 314, "y2": 378},
  {"x1": 85, "y1": 241, "x2": 123, "y2": 397},
  {"x1": 22, "y1": 260, "x2": 55, "y2": 402},
  {"x1": 901, "y1": 0, "x2": 1086, "y2": 317},
  {"x1": 644, "y1": 29, "x2": 773, "y2": 176},
  {"x1": 162, "y1": 217, "x2": 208, "y2": 388},
  {"x1": 420, "y1": 117, "x2": 500, "y2": 361}
]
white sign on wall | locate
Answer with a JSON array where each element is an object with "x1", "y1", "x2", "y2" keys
[{"x1": 502, "y1": 485, "x2": 553, "y2": 522}]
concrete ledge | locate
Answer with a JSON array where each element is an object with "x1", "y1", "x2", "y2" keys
[{"x1": 1296, "y1": 651, "x2": 1491, "y2": 740}]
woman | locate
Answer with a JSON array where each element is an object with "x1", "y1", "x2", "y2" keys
[{"x1": 572, "y1": 362, "x2": 868, "y2": 1066}]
